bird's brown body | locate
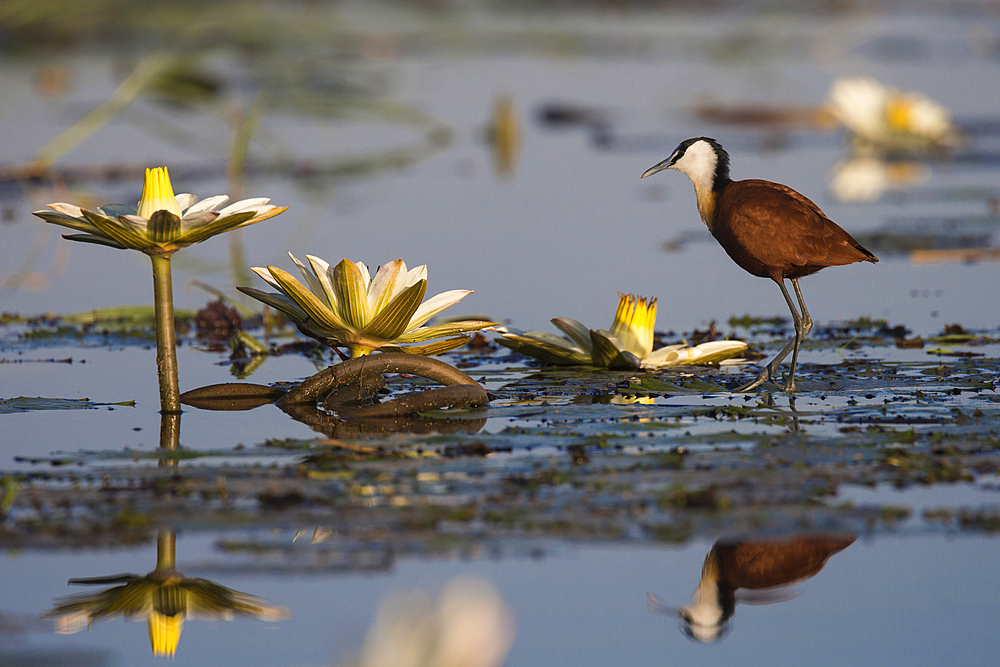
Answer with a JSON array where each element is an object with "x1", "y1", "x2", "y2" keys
[
  {"x1": 642, "y1": 137, "x2": 878, "y2": 392},
  {"x1": 704, "y1": 179, "x2": 877, "y2": 283}
]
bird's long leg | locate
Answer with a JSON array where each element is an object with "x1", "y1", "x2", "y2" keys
[
  {"x1": 782, "y1": 279, "x2": 813, "y2": 392},
  {"x1": 736, "y1": 279, "x2": 801, "y2": 392}
]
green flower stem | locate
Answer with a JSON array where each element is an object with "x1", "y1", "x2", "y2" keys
[
  {"x1": 150, "y1": 254, "x2": 180, "y2": 413},
  {"x1": 156, "y1": 530, "x2": 177, "y2": 572}
]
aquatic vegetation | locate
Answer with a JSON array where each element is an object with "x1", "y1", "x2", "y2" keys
[
  {"x1": 32, "y1": 167, "x2": 286, "y2": 412},
  {"x1": 239, "y1": 254, "x2": 497, "y2": 358},
  {"x1": 498, "y1": 293, "x2": 747, "y2": 369}
]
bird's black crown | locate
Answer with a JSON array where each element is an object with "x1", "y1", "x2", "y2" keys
[{"x1": 671, "y1": 137, "x2": 731, "y2": 192}]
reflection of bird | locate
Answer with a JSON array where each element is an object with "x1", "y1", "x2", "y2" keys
[
  {"x1": 648, "y1": 533, "x2": 856, "y2": 643},
  {"x1": 641, "y1": 138, "x2": 878, "y2": 391}
]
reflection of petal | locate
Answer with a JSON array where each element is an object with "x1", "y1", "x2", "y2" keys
[
  {"x1": 829, "y1": 156, "x2": 930, "y2": 203},
  {"x1": 829, "y1": 157, "x2": 889, "y2": 203}
]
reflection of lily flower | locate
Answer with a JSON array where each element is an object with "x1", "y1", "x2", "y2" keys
[
  {"x1": 34, "y1": 167, "x2": 287, "y2": 256},
  {"x1": 828, "y1": 155, "x2": 929, "y2": 203},
  {"x1": 341, "y1": 578, "x2": 514, "y2": 667},
  {"x1": 827, "y1": 77, "x2": 958, "y2": 149},
  {"x1": 498, "y1": 293, "x2": 747, "y2": 370},
  {"x1": 45, "y1": 567, "x2": 288, "y2": 658},
  {"x1": 239, "y1": 254, "x2": 498, "y2": 358}
]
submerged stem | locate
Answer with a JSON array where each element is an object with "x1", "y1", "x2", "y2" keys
[{"x1": 150, "y1": 254, "x2": 180, "y2": 413}]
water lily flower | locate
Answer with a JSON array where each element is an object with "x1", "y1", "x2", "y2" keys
[
  {"x1": 31, "y1": 167, "x2": 287, "y2": 413},
  {"x1": 33, "y1": 167, "x2": 287, "y2": 256},
  {"x1": 498, "y1": 293, "x2": 747, "y2": 370},
  {"x1": 827, "y1": 77, "x2": 959, "y2": 150},
  {"x1": 239, "y1": 254, "x2": 498, "y2": 358}
]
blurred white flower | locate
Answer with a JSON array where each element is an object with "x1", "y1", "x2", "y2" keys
[
  {"x1": 827, "y1": 77, "x2": 959, "y2": 149},
  {"x1": 342, "y1": 578, "x2": 514, "y2": 667}
]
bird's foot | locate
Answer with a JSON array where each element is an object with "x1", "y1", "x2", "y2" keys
[
  {"x1": 781, "y1": 377, "x2": 797, "y2": 393},
  {"x1": 735, "y1": 368, "x2": 772, "y2": 393}
]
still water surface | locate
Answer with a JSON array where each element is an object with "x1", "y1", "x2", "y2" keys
[{"x1": 3, "y1": 532, "x2": 998, "y2": 666}]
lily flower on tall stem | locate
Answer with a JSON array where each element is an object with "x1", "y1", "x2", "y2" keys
[
  {"x1": 34, "y1": 168, "x2": 287, "y2": 412},
  {"x1": 498, "y1": 293, "x2": 747, "y2": 370},
  {"x1": 240, "y1": 254, "x2": 498, "y2": 359}
]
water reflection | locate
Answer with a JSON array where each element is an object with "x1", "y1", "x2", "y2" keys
[
  {"x1": 488, "y1": 94, "x2": 521, "y2": 179},
  {"x1": 278, "y1": 399, "x2": 487, "y2": 438},
  {"x1": 43, "y1": 412, "x2": 288, "y2": 657},
  {"x1": 648, "y1": 533, "x2": 855, "y2": 643},
  {"x1": 338, "y1": 578, "x2": 514, "y2": 667},
  {"x1": 43, "y1": 529, "x2": 288, "y2": 658}
]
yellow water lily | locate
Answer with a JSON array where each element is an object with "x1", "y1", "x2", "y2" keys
[
  {"x1": 33, "y1": 167, "x2": 287, "y2": 256},
  {"x1": 239, "y1": 254, "x2": 498, "y2": 358},
  {"x1": 498, "y1": 293, "x2": 747, "y2": 370}
]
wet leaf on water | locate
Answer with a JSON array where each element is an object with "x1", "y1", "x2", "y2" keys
[
  {"x1": 0, "y1": 396, "x2": 135, "y2": 414},
  {"x1": 179, "y1": 383, "x2": 286, "y2": 411}
]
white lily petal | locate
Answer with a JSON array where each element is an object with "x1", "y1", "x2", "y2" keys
[
  {"x1": 47, "y1": 202, "x2": 85, "y2": 218},
  {"x1": 288, "y1": 253, "x2": 331, "y2": 309},
  {"x1": 551, "y1": 317, "x2": 594, "y2": 354},
  {"x1": 118, "y1": 214, "x2": 150, "y2": 231},
  {"x1": 250, "y1": 266, "x2": 284, "y2": 293},
  {"x1": 640, "y1": 344, "x2": 687, "y2": 368},
  {"x1": 184, "y1": 194, "x2": 229, "y2": 215},
  {"x1": 174, "y1": 193, "x2": 199, "y2": 211},
  {"x1": 98, "y1": 203, "x2": 137, "y2": 217},
  {"x1": 407, "y1": 289, "x2": 471, "y2": 330},
  {"x1": 353, "y1": 261, "x2": 372, "y2": 289},
  {"x1": 405, "y1": 264, "x2": 427, "y2": 287},
  {"x1": 216, "y1": 197, "x2": 270, "y2": 217},
  {"x1": 518, "y1": 330, "x2": 585, "y2": 352},
  {"x1": 178, "y1": 210, "x2": 218, "y2": 231},
  {"x1": 305, "y1": 254, "x2": 340, "y2": 314},
  {"x1": 367, "y1": 259, "x2": 407, "y2": 313}
]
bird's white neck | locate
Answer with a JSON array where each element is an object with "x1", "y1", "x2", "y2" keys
[{"x1": 670, "y1": 140, "x2": 725, "y2": 226}]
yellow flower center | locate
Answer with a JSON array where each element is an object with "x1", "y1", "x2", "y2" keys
[
  {"x1": 610, "y1": 293, "x2": 657, "y2": 359},
  {"x1": 137, "y1": 167, "x2": 182, "y2": 219}
]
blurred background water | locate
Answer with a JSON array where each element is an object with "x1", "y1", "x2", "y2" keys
[{"x1": 3, "y1": 0, "x2": 1000, "y2": 337}]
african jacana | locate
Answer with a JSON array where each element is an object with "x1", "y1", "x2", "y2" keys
[{"x1": 641, "y1": 137, "x2": 878, "y2": 392}]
